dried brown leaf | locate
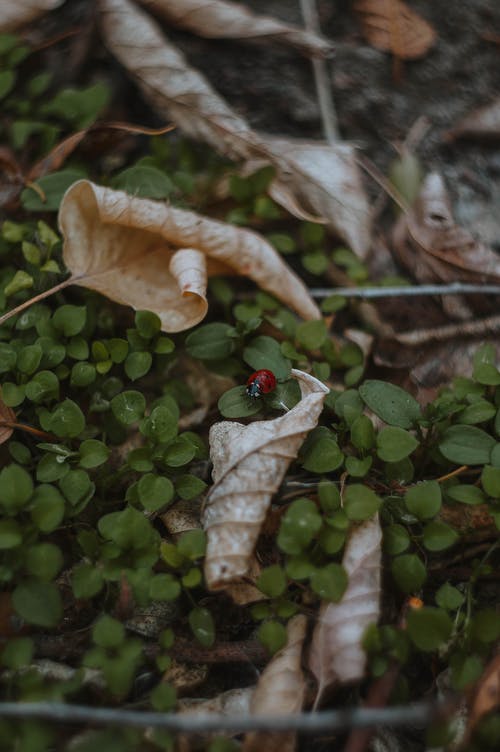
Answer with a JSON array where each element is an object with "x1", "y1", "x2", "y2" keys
[
  {"x1": 309, "y1": 515, "x2": 382, "y2": 704},
  {"x1": 0, "y1": 395, "x2": 16, "y2": 445},
  {"x1": 203, "y1": 370, "x2": 329, "y2": 590},
  {"x1": 138, "y1": 0, "x2": 333, "y2": 58},
  {"x1": 392, "y1": 173, "x2": 500, "y2": 309},
  {"x1": 447, "y1": 98, "x2": 500, "y2": 142},
  {"x1": 98, "y1": 0, "x2": 371, "y2": 256},
  {"x1": 354, "y1": 0, "x2": 436, "y2": 60},
  {"x1": 243, "y1": 614, "x2": 307, "y2": 752},
  {"x1": 0, "y1": 0, "x2": 63, "y2": 31},
  {"x1": 58, "y1": 180, "x2": 319, "y2": 332},
  {"x1": 264, "y1": 138, "x2": 372, "y2": 259},
  {"x1": 466, "y1": 654, "x2": 500, "y2": 738}
]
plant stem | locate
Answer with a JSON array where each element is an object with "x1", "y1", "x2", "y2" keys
[
  {"x1": 0, "y1": 277, "x2": 74, "y2": 327},
  {"x1": 0, "y1": 421, "x2": 55, "y2": 440}
]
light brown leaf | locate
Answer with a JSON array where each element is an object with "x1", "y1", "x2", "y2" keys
[
  {"x1": 466, "y1": 654, "x2": 500, "y2": 739},
  {"x1": 0, "y1": 0, "x2": 63, "y2": 32},
  {"x1": 243, "y1": 614, "x2": 307, "y2": 752},
  {"x1": 138, "y1": 0, "x2": 333, "y2": 58},
  {"x1": 58, "y1": 179, "x2": 319, "y2": 332},
  {"x1": 309, "y1": 515, "x2": 382, "y2": 704},
  {"x1": 354, "y1": 0, "x2": 436, "y2": 60},
  {"x1": 98, "y1": 0, "x2": 372, "y2": 256},
  {"x1": 203, "y1": 370, "x2": 329, "y2": 590},
  {"x1": 447, "y1": 98, "x2": 500, "y2": 142},
  {"x1": 264, "y1": 138, "x2": 372, "y2": 259},
  {"x1": 0, "y1": 394, "x2": 16, "y2": 445},
  {"x1": 98, "y1": 0, "x2": 258, "y2": 160},
  {"x1": 392, "y1": 173, "x2": 500, "y2": 317}
]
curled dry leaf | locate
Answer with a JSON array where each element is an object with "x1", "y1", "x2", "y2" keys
[
  {"x1": 177, "y1": 685, "x2": 253, "y2": 716},
  {"x1": 99, "y1": 0, "x2": 258, "y2": 160},
  {"x1": 354, "y1": 0, "x2": 436, "y2": 60},
  {"x1": 203, "y1": 370, "x2": 329, "y2": 590},
  {"x1": 264, "y1": 138, "x2": 372, "y2": 259},
  {"x1": 0, "y1": 0, "x2": 63, "y2": 32},
  {"x1": 58, "y1": 180, "x2": 319, "y2": 332},
  {"x1": 447, "y1": 98, "x2": 500, "y2": 142},
  {"x1": 243, "y1": 614, "x2": 307, "y2": 752},
  {"x1": 0, "y1": 395, "x2": 16, "y2": 445},
  {"x1": 138, "y1": 0, "x2": 333, "y2": 58},
  {"x1": 309, "y1": 515, "x2": 382, "y2": 705},
  {"x1": 98, "y1": 0, "x2": 371, "y2": 256},
  {"x1": 392, "y1": 173, "x2": 500, "y2": 318},
  {"x1": 466, "y1": 654, "x2": 500, "y2": 739}
]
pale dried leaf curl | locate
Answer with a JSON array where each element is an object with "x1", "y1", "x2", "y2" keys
[
  {"x1": 243, "y1": 614, "x2": 307, "y2": 752},
  {"x1": 309, "y1": 514, "x2": 382, "y2": 703},
  {"x1": 138, "y1": 0, "x2": 333, "y2": 58},
  {"x1": 0, "y1": 0, "x2": 63, "y2": 32},
  {"x1": 58, "y1": 180, "x2": 319, "y2": 332},
  {"x1": 203, "y1": 370, "x2": 329, "y2": 590}
]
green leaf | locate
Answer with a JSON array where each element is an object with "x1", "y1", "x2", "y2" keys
[
  {"x1": 125, "y1": 351, "x2": 152, "y2": 381},
  {"x1": 359, "y1": 380, "x2": 421, "y2": 428},
  {"x1": 458, "y1": 400, "x2": 496, "y2": 425},
  {"x1": 1, "y1": 382, "x2": 25, "y2": 407},
  {"x1": 471, "y1": 609, "x2": 500, "y2": 643},
  {"x1": 318, "y1": 481, "x2": 340, "y2": 513},
  {"x1": 0, "y1": 519, "x2": 22, "y2": 549},
  {"x1": 17, "y1": 344, "x2": 42, "y2": 375},
  {"x1": 301, "y1": 432, "x2": 344, "y2": 473},
  {"x1": 137, "y1": 474, "x2": 174, "y2": 512},
  {"x1": 277, "y1": 498, "x2": 322, "y2": 554},
  {"x1": 384, "y1": 524, "x2": 410, "y2": 555},
  {"x1": 0, "y1": 464, "x2": 33, "y2": 513},
  {"x1": 423, "y1": 521, "x2": 459, "y2": 551},
  {"x1": 175, "y1": 475, "x2": 207, "y2": 500},
  {"x1": 405, "y1": 481, "x2": 441, "y2": 520},
  {"x1": 49, "y1": 399, "x2": 85, "y2": 438},
  {"x1": 93, "y1": 614, "x2": 125, "y2": 647},
  {"x1": 450, "y1": 653, "x2": 483, "y2": 690},
  {"x1": 377, "y1": 426, "x2": 419, "y2": 462},
  {"x1": 406, "y1": 607, "x2": 452, "y2": 651},
  {"x1": 142, "y1": 404, "x2": 178, "y2": 444},
  {"x1": 79, "y1": 439, "x2": 110, "y2": 469},
  {"x1": 177, "y1": 529, "x2": 206, "y2": 560},
  {"x1": 391, "y1": 554, "x2": 426, "y2": 593},
  {"x1": 0, "y1": 69, "x2": 15, "y2": 99},
  {"x1": 135, "y1": 310, "x2": 162, "y2": 338},
  {"x1": 345, "y1": 456, "x2": 372, "y2": 477},
  {"x1": 310, "y1": 563, "x2": 348, "y2": 601},
  {"x1": 4, "y1": 270, "x2": 33, "y2": 298},
  {"x1": 435, "y1": 582, "x2": 465, "y2": 611},
  {"x1": 111, "y1": 390, "x2": 146, "y2": 425},
  {"x1": 188, "y1": 607, "x2": 215, "y2": 647},
  {"x1": 0, "y1": 637, "x2": 34, "y2": 670},
  {"x1": 473, "y1": 344, "x2": 500, "y2": 386},
  {"x1": 481, "y1": 465, "x2": 500, "y2": 498},
  {"x1": 218, "y1": 385, "x2": 263, "y2": 418},
  {"x1": 111, "y1": 165, "x2": 175, "y2": 199},
  {"x1": 257, "y1": 621, "x2": 287, "y2": 655},
  {"x1": 445, "y1": 484, "x2": 485, "y2": 505},
  {"x1": 185, "y1": 323, "x2": 235, "y2": 360},
  {"x1": 439, "y1": 425, "x2": 496, "y2": 465},
  {"x1": 0, "y1": 343, "x2": 17, "y2": 373},
  {"x1": 149, "y1": 574, "x2": 181, "y2": 601},
  {"x1": 344, "y1": 484, "x2": 381, "y2": 521},
  {"x1": 71, "y1": 563, "x2": 104, "y2": 599},
  {"x1": 151, "y1": 682, "x2": 177, "y2": 712},
  {"x1": 30, "y1": 484, "x2": 65, "y2": 532},
  {"x1": 71, "y1": 362, "x2": 96, "y2": 387},
  {"x1": 164, "y1": 436, "x2": 196, "y2": 467},
  {"x1": 41, "y1": 82, "x2": 110, "y2": 127},
  {"x1": 59, "y1": 469, "x2": 94, "y2": 507},
  {"x1": 350, "y1": 415, "x2": 375, "y2": 450},
  {"x1": 296, "y1": 319, "x2": 327, "y2": 350},
  {"x1": 21, "y1": 169, "x2": 86, "y2": 211},
  {"x1": 12, "y1": 580, "x2": 62, "y2": 628},
  {"x1": 243, "y1": 335, "x2": 291, "y2": 380},
  {"x1": 257, "y1": 565, "x2": 287, "y2": 597},
  {"x1": 52, "y1": 305, "x2": 87, "y2": 336},
  {"x1": 25, "y1": 543, "x2": 63, "y2": 581}
]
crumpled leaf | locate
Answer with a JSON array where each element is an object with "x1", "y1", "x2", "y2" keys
[
  {"x1": 58, "y1": 179, "x2": 319, "y2": 332},
  {"x1": 138, "y1": 0, "x2": 333, "y2": 58},
  {"x1": 98, "y1": 0, "x2": 371, "y2": 256},
  {"x1": 447, "y1": 98, "x2": 500, "y2": 142},
  {"x1": 264, "y1": 138, "x2": 372, "y2": 259},
  {"x1": 354, "y1": 0, "x2": 436, "y2": 60},
  {"x1": 203, "y1": 370, "x2": 329, "y2": 590},
  {"x1": 243, "y1": 614, "x2": 307, "y2": 752},
  {"x1": 0, "y1": 0, "x2": 63, "y2": 32},
  {"x1": 392, "y1": 173, "x2": 500, "y2": 318},
  {"x1": 309, "y1": 515, "x2": 382, "y2": 704},
  {"x1": 466, "y1": 654, "x2": 500, "y2": 738},
  {"x1": 0, "y1": 395, "x2": 16, "y2": 445}
]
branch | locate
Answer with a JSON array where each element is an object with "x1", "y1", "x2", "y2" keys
[
  {"x1": 310, "y1": 282, "x2": 500, "y2": 299},
  {"x1": 0, "y1": 700, "x2": 451, "y2": 734}
]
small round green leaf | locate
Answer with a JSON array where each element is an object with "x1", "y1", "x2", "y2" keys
[
  {"x1": 391, "y1": 554, "x2": 426, "y2": 593},
  {"x1": 406, "y1": 607, "x2": 452, "y2": 652},
  {"x1": 405, "y1": 481, "x2": 441, "y2": 520},
  {"x1": 188, "y1": 607, "x2": 215, "y2": 647},
  {"x1": 359, "y1": 380, "x2": 421, "y2": 428},
  {"x1": 12, "y1": 580, "x2": 63, "y2": 627},
  {"x1": 377, "y1": 427, "x2": 419, "y2": 462}
]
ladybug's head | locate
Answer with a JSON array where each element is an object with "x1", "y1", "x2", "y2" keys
[{"x1": 246, "y1": 381, "x2": 262, "y2": 398}]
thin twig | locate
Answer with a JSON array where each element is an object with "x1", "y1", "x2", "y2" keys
[
  {"x1": 300, "y1": 0, "x2": 339, "y2": 143},
  {"x1": 310, "y1": 283, "x2": 500, "y2": 299},
  {"x1": 0, "y1": 277, "x2": 74, "y2": 328},
  {"x1": 395, "y1": 312, "x2": 500, "y2": 346},
  {"x1": 0, "y1": 700, "x2": 450, "y2": 733}
]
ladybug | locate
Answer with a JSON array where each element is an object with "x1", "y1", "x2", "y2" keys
[{"x1": 246, "y1": 369, "x2": 277, "y2": 398}]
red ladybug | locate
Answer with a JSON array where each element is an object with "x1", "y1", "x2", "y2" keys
[{"x1": 246, "y1": 369, "x2": 277, "y2": 398}]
